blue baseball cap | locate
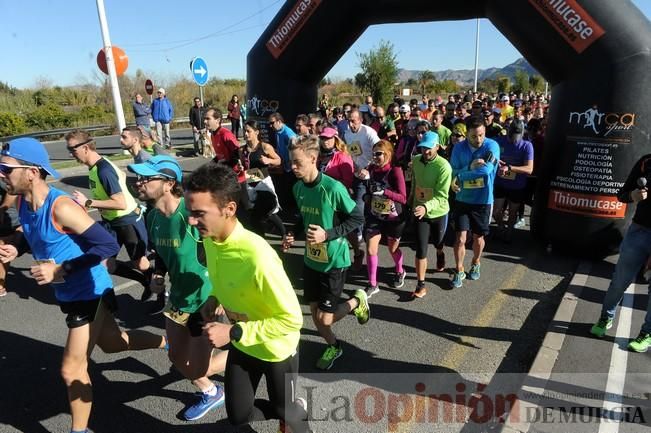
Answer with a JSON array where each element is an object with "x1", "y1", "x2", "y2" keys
[
  {"x1": 128, "y1": 155, "x2": 182, "y2": 182},
  {"x1": 1, "y1": 137, "x2": 60, "y2": 179},
  {"x1": 417, "y1": 131, "x2": 440, "y2": 149}
]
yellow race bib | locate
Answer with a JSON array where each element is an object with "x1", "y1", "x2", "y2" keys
[
  {"x1": 414, "y1": 186, "x2": 434, "y2": 201},
  {"x1": 306, "y1": 242, "x2": 329, "y2": 263},
  {"x1": 348, "y1": 142, "x2": 362, "y2": 157},
  {"x1": 463, "y1": 178, "x2": 485, "y2": 189},
  {"x1": 371, "y1": 196, "x2": 393, "y2": 215},
  {"x1": 499, "y1": 170, "x2": 516, "y2": 180},
  {"x1": 246, "y1": 168, "x2": 265, "y2": 183},
  {"x1": 163, "y1": 304, "x2": 190, "y2": 326}
]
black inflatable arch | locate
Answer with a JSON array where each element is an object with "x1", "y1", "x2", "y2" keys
[{"x1": 247, "y1": 0, "x2": 651, "y2": 255}]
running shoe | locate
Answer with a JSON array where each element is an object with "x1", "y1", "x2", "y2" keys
[
  {"x1": 412, "y1": 281, "x2": 427, "y2": 298},
  {"x1": 353, "y1": 289, "x2": 370, "y2": 324},
  {"x1": 183, "y1": 383, "x2": 225, "y2": 421},
  {"x1": 392, "y1": 270, "x2": 406, "y2": 288},
  {"x1": 278, "y1": 398, "x2": 308, "y2": 433},
  {"x1": 365, "y1": 285, "x2": 380, "y2": 298},
  {"x1": 590, "y1": 316, "x2": 613, "y2": 338},
  {"x1": 468, "y1": 263, "x2": 481, "y2": 280},
  {"x1": 0, "y1": 286, "x2": 6, "y2": 297},
  {"x1": 316, "y1": 344, "x2": 343, "y2": 370},
  {"x1": 450, "y1": 270, "x2": 466, "y2": 289},
  {"x1": 435, "y1": 252, "x2": 446, "y2": 272},
  {"x1": 628, "y1": 332, "x2": 651, "y2": 352},
  {"x1": 514, "y1": 217, "x2": 526, "y2": 229}
]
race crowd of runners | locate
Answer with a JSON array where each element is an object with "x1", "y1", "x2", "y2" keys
[{"x1": 3, "y1": 88, "x2": 650, "y2": 433}]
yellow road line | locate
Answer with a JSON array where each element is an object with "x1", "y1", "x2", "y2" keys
[{"x1": 439, "y1": 261, "x2": 530, "y2": 370}]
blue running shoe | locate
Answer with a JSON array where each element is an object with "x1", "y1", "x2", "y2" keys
[
  {"x1": 183, "y1": 383, "x2": 225, "y2": 421},
  {"x1": 450, "y1": 271, "x2": 466, "y2": 289},
  {"x1": 468, "y1": 263, "x2": 481, "y2": 281}
]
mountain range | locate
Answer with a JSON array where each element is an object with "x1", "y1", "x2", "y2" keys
[{"x1": 398, "y1": 57, "x2": 540, "y2": 85}]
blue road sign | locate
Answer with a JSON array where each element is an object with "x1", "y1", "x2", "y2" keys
[{"x1": 191, "y1": 57, "x2": 209, "y2": 86}]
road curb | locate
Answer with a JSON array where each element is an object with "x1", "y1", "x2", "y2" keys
[{"x1": 503, "y1": 260, "x2": 591, "y2": 432}]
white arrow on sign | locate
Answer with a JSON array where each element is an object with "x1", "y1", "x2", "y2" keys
[{"x1": 194, "y1": 66, "x2": 207, "y2": 77}]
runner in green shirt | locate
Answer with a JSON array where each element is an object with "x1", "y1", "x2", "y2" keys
[
  {"x1": 128, "y1": 156, "x2": 228, "y2": 421},
  {"x1": 284, "y1": 135, "x2": 370, "y2": 371},
  {"x1": 183, "y1": 163, "x2": 311, "y2": 433}
]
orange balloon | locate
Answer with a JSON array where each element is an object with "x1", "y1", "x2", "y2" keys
[{"x1": 97, "y1": 46, "x2": 129, "y2": 76}]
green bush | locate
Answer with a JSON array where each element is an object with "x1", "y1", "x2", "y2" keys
[
  {"x1": 25, "y1": 103, "x2": 73, "y2": 130},
  {"x1": 0, "y1": 111, "x2": 26, "y2": 137}
]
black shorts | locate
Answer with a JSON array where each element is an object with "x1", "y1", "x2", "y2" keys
[
  {"x1": 494, "y1": 185, "x2": 527, "y2": 204},
  {"x1": 59, "y1": 289, "x2": 117, "y2": 329},
  {"x1": 365, "y1": 216, "x2": 406, "y2": 240},
  {"x1": 111, "y1": 219, "x2": 148, "y2": 261},
  {"x1": 453, "y1": 202, "x2": 491, "y2": 236},
  {"x1": 303, "y1": 265, "x2": 346, "y2": 313}
]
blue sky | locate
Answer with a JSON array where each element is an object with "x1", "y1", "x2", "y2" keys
[{"x1": 1, "y1": 0, "x2": 650, "y2": 89}]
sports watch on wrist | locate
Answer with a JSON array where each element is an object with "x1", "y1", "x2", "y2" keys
[{"x1": 84, "y1": 199, "x2": 93, "y2": 209}]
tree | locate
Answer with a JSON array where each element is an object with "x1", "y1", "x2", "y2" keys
[
  {"x1": 529, "y1": 74, "x2": 545, "y2": 93},
  {"x1": 512, "y1": 69, "x2": 530, "y2": 94},
  {"x1": 355, "y1": 40, "x2": 399, "y2": 107},
  {"x1": 497, "y1": 76, "x2": 511, "y2": 94},
  {"x1": 418, "y1": 70, "x2": 436, "y2": 95}
]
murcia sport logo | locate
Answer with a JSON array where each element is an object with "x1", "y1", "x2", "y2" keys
[{"x1": 568, "y1": 105, "x2": 635, "y2": 137}]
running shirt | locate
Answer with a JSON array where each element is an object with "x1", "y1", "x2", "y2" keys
[
  {"x1": 293, "y1": 173, "x2": 356, "y2": 272},
  {"x1": 343, "y1": 124, "x2": 380, "y2": 170},
  {"x1": 495, "y1": 136, "x2": 534, "y2": 190},
  {"x1": 367, "y1": 163, "x2": 406, "y2": 221},
  {"x1": 203, "y1": 222, "x2": 303, "y2": 362},
  {"x1": 89, "y1": 157, "x2": 139, "y2": 226},
  {"x1": 410, "y1": 154, "x2": 452, "y2": 219},
  {"x1": 450, "y1": 138, "x2": 500, "y2": 205},
  {"x1": 146, "y1": 197, "x2": 211, "y2": 313},
  {"x1": 18, "y1": 187, "x2": 113, "y2": 302}
]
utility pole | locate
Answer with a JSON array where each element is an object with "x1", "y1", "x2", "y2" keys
[
  {"x1": 95, "y1": 0, "x2": 128, "y2": 154},
  {"x1": 473, "y1": 18, "x2": 480, "y2": 92}
]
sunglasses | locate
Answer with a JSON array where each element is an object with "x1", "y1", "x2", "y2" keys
[
  {"x1": 0, "y1": 163, "x2": 37, "y2": 175},
  {"x1": 373, "y1": 151, "x2": 384, "y2": 157},
  {"x1": 66, "y1": 138, "x2": 93, "y2": 153},
  {"x1": 453, "y1": 133, "x2": 465, "y2": 138},
  {"x1": 135, "y1": 175, "x2": 171, "y2": 184},
  {"x1": 416, "y1": 130, "x2": 428, "y2": 135}
]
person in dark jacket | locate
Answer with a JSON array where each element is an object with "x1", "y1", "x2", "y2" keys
[
  {"x1": 132, "y1": 94, "x2": 151, "y2": 131},
  {"x1": 151, "y1": 88, "x2": 174, "y2": 148},
  {"x1": 189, "y1": 97, "x2": 206, "y2": 156}
]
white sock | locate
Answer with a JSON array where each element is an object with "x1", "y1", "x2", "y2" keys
[{"x1": 203, "y1": 384, "x2": 217, "y2": 396}]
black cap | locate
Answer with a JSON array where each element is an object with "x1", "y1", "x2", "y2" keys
[{"x1": 509, "y1": 119, "x2": 525, "y2": 136}]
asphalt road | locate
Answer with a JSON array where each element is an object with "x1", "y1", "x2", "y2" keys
[{"x1": 0, "y1": 154, "x2": 579, "y2": 433}]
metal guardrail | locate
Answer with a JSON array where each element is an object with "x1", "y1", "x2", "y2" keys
[{"x1": 0, "y1": 116, "x2": 197, "y2": 142}]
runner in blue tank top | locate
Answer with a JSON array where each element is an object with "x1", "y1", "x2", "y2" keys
[{"x1": 0, "y1": 138, "x2": 167, "y2": 433}]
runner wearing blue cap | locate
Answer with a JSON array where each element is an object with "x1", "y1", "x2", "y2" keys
[
  {"x1": 128, "y1": 156, "x2": 228, "y2": 421},
  {"x1": 0, "y1": 137, "x2": 166, "y2": 433}
]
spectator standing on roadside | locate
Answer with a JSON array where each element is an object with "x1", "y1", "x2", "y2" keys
[
  {"x1": 590, "y1": 154, "x2": 651, "y2": 353},
  {"x1": 151, "y1": 88, "x2": 173, "y2": 148},
  {"x1": 132, "y1": 93, "x2": 151, "y2": 131},
  {"x1": 189, "y1": 97, "x2": 206, "y2": 157},
  {"x1": 227, "y1": 95, "x2": 241, "y2": 139}
]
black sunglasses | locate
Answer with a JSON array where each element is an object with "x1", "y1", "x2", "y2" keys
[
  {"x1": 66, "y1": 138, "x2": 93, "y2": 153},
  {"x1": 453, "y1": 133, "x2": 465, "y2": 138},
  {"x1": 135, "y1": 175, "x2": 171, "y2": 184},
  {"x1": 373, "y1": 151, "x2": 384, "y2": 157},
  {"x1": 0, "y1": 163, "x2": 38, "y2": 175}
]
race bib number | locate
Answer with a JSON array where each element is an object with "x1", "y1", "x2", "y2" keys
[
  {"x1": 404, "y1": 167, "x2": 412, "y2": 182},
  {"x1": 306, "y1": 242, "x2": 329, "y2": 263},
  {"x1": 371, "y1": 196, "x2": 393, "y2": 215},
  {"x1": 499, "y1": 170, "x2": 517, "y2": 180},
  {"x1": 463, "y1": 178, "x2": 485, "y2": 189},
  {"x1": 349, "y1": 142, "x2": 362, "y2": 157},
  {"x1": 246, "y1": 168, "x2": 264, "y2": 183},
  {"x1": 414, "y1": 186, "x2": 433, "y2": 201},
  {"x1": 163, "y1": 305, "x2": 190, "y2": 326}
]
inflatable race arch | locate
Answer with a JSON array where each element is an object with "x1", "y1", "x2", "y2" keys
[{"x1": 247, "y1": 0, "x2": 651, "y2": 255}]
